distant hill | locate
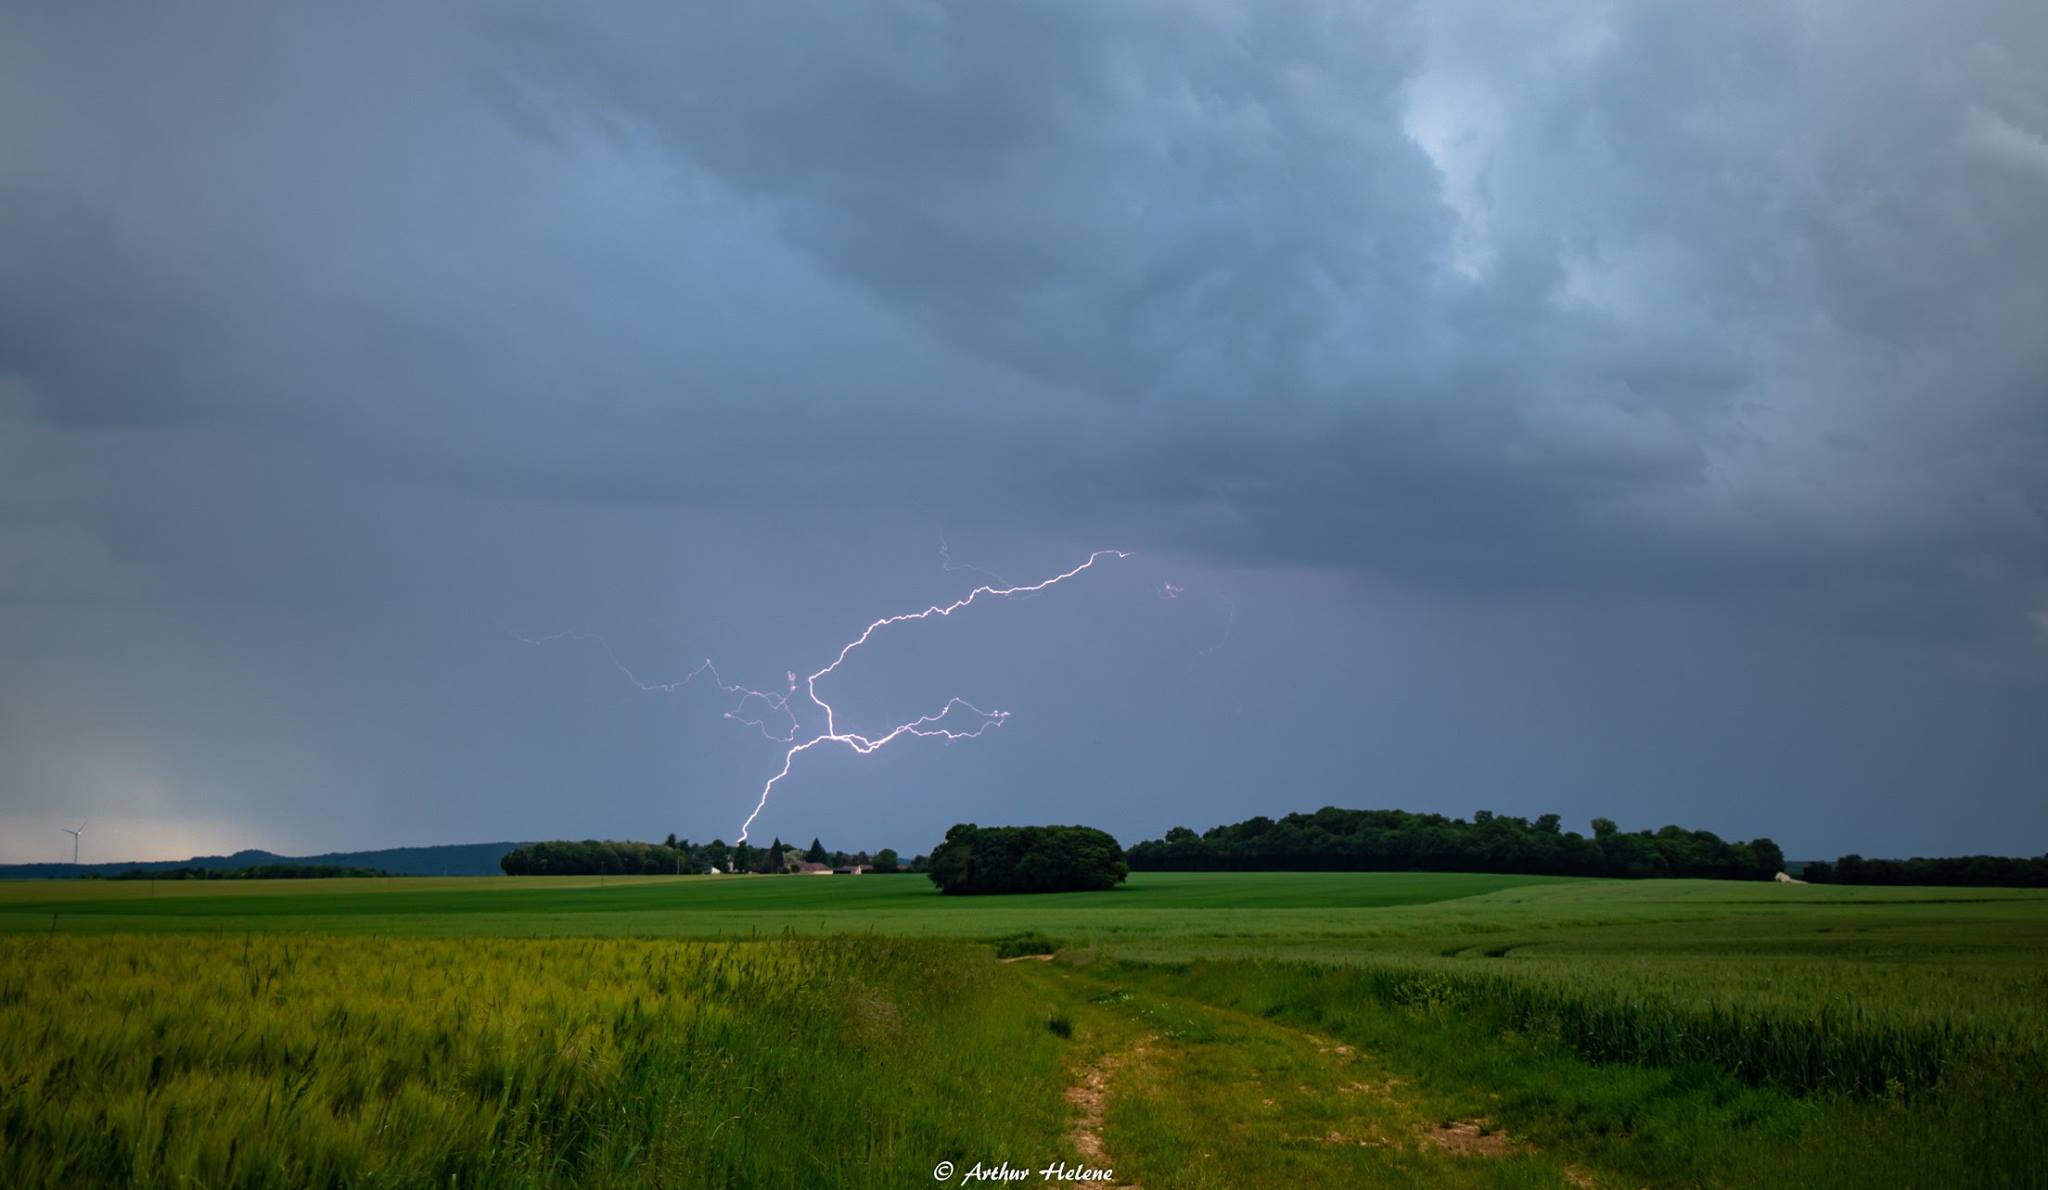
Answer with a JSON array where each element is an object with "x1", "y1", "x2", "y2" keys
[{"x1": 0, "y1": 841, "x2": 530, "y2": 879}]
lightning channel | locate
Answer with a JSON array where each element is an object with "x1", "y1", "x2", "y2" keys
[{"x1": 518, "y1": 548, "x2": 1129, "y2": 843}]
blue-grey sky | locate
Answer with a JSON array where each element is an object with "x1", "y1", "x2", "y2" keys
[{"x1": 3, "y1": 2, "x2": 2044, "y2": 863}]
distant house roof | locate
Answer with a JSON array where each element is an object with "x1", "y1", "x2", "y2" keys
[
  {"x1": 793, "y1": 861, "x2": 833, "y2": 874},
  {"x1": 832, "y1": 865, "x2": 866, "y2": 875}
]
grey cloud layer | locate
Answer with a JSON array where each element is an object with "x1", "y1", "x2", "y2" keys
[
  {"x1": 1, "y1": 3, "x2": 2044, "y2": 859},
  {"x1": 6, "y1": 2, "x2": 2042, "y2": 614}
]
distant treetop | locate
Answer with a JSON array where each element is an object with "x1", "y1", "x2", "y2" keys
[
  {"x1": 1802, "y1": 853, "x2": 2046, "y2": 888},
  {"x1": 1126, "y1": 807, "x2": 1784, "y2": 881}
]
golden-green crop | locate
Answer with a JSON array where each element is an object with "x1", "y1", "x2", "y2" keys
[{"x1": 0, "y1": 934, "x2": 1070, "y2": 1187}]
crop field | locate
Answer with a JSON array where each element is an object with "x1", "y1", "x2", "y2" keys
[
  {"x1": 4, "y1": 873, "x2": 2045, "y2": 1187},
  {"x1": 0, "y1": 870, "x2": 1572, "y2": 938}
]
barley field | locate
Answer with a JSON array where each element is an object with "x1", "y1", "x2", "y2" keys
[{"x1": 0, "y1": 934, "x2": 1070, "y2": 1187}]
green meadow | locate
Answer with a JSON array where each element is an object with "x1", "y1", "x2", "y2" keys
[{"x1": 3, "y1": 873, "x2": 2044, "y2": 1186}]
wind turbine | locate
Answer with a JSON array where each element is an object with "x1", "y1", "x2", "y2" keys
[{"x1": 62, "y1": 822, "x2": 85, "y2": 865}]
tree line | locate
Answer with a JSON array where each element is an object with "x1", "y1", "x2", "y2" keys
[
  {"x1": 1125, "y1": 807, "x2": 1786, "y2": 881},
  {"x1": 1801, "y1": 853, "x2": 2048, "y2": 888},
  {"x1": 498, "y1": 835, "x2": 920, "y2": 876}
]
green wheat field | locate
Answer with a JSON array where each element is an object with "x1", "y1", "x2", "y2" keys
[{"x1": 3, "y1": 873, "x2": 2044, "y2": 1187}]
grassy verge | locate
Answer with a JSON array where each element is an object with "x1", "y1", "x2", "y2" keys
[
  {"x1": 1098, "y1": 957, "x2": 2048, "y2": 1187},
  {"x1": 1020, "y1": 960, "x2": 1578, "y2": 1188}
]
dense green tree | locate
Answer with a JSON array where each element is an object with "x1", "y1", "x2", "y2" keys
[
  {"x1": 805, "y1": 837, "x2": 830, "y2": 864},
  {"x1": 871, "y1": 848, "x2": 900, "y2": 873},
  {"x1": 928, "y1": 824, "x2": 1126, "y2": 895}
]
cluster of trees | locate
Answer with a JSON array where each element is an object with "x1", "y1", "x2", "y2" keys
[
  {"x1": 498, "y1": 835, "x2": 920, "y2": 876},
  {"x1": 928, "y1": 824, "x2": 1128, "y2": 895},
  {"x1": 1125, "y1": 807, "x2": 1786, "y2": 881},
  {"x1": 100, "y1": 864, "x2": 387, "y2": 880},
  {"x1": 1802, "y1": 853, "x2": 2048, "y2": 888}
]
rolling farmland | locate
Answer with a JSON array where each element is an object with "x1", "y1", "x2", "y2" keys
[{"x1": 3, "y1": 873, "x2": 2044, "y2": 1186}]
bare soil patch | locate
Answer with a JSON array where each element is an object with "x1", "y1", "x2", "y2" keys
[
  {"x1": 1424, "y1": 1117, "x2": 1520, "y2": 1157},
  {"x1": 1339, "y1": 1076, "x2": 1405, "y2": 1100},
  {"x1": 1066, "y1": 1036, "x2": 1155, "y2": 1187}
]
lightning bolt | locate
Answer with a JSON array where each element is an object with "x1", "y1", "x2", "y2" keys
[{"x1": 519, "y1": 548, "x2": 1130, "y2": 842}]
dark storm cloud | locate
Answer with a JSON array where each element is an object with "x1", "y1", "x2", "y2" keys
[
  {"x1": 7, "y1": 2, "x2": 2043, "y2": 606},
  {"x1": 1, "y1": 2, "x2": 2044, "y2": 861},
  {"x1": 472, "y1": 2, "x2": 2048, "y2": 593}
]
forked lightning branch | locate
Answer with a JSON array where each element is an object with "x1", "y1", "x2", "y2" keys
[{"x1": 521, "y1": 549, "x2": 1129, "y2": 842}]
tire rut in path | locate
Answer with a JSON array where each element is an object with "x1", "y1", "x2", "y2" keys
[{"x1": 1065, "y1": 1035, "x2": 1155, "y2": 1189}]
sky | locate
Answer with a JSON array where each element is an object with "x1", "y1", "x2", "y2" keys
[{"x1": 2, "y1": 1, "x2": 2044, "y2": 865}]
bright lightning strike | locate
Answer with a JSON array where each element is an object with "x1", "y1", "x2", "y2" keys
[{"x1": 519, "y1": 548, "x2": 1130, "y2": 842}]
